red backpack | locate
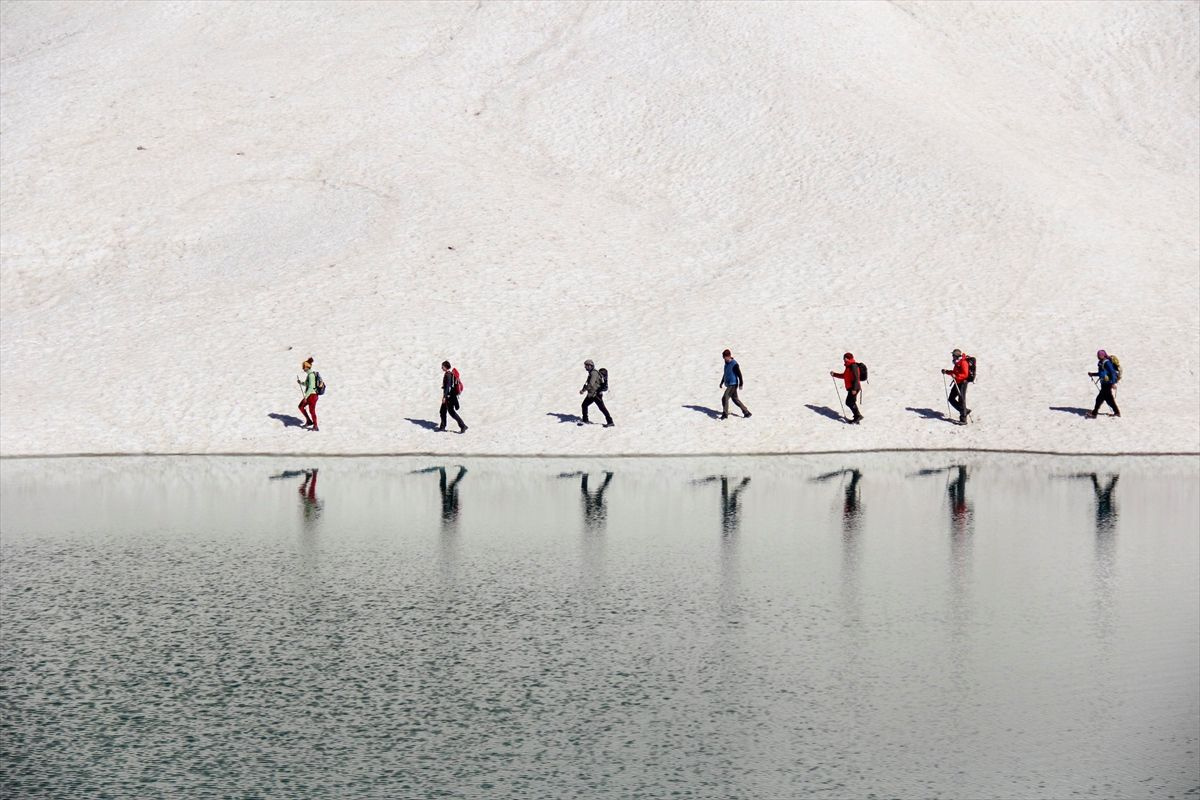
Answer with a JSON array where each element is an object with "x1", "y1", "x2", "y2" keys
[{"x1": 452, "y1": 368, "x2": 464, "y2": 395}]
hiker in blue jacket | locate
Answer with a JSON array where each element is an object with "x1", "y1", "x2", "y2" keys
[
  {"x1": 1086, "y1": 349, "x2": 1121, "y2": 418},
  {"x1": 719, "y1": 349, "x2": 751, "y2": 420}
]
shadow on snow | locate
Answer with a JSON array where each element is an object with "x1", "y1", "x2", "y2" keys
[
  {"x1": 905, "y1": 406, "x2": 953, "y2": 422},
  {"x1": 805, "y1": 404, "x2": 847, "y2": 423},
  {"x1": 681, "y1": 404, "x2": 722, "y2": 419},
  {"x1": 546, "y1": 412, "x2": 586, "y2": 424}
]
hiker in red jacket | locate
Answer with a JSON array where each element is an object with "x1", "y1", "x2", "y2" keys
[
  {"x1": 941, "y1": 349, "x2": 971, "y2": 425},
  {"x1": 829, "y1": 352, "x2": 863, "y2": 424}
]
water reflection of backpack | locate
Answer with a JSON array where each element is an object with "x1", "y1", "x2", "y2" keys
[
  {"x1": 1108, "y1": 355, "x2": 1122, "y2": 383},
  {"x1": 598, "y1": 368, "x2": 609, "y2": 392},
  {"x1": 965, "y1": 356, "x2": 977, "y2": 383},
  {"x1": 314, "y1": 372, "x2": 326, "y2": 395}
]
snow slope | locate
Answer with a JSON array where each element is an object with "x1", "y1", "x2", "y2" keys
[{"x1": 1, "y1": 0, "x2": 1197, "y2": 456}]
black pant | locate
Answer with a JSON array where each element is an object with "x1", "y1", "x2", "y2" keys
[
  {"x1": 845, "y1": 389, "x2": 861, "y2": 420},
  {"x1": 1093, "y1": 384, "x2": 1120, "y2": 415},
  {"x1": 582, "y1": 393, "x2": 612, "y2": 424},
  {"x1": 440, "y1": 396, "x2": 465, "y2": 430},
  {"x1": 948, "y1": 381, "x2": 968, "y2": 422}
]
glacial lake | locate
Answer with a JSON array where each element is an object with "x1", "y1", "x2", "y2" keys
[{"x1": 1, "y1": 454, "x2": 1197, "y2": 799}]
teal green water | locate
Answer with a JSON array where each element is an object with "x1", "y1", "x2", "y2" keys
[{"x1": 2, "y1": 455, "x2": 1197, "y2": 799}]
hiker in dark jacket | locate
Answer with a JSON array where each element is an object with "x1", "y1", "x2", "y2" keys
[
  {"x1": 830, "y1": 352, "x2": 863, "y2": 424},
  {"x1": 579, "y1": 359, "x2": 613, "y2": 426},
  {"x1": 438, "y1": 360, "x2": 467, "y2": 433},
  {"x1": 941, "y1": 349, "x2": 971, "y2": 425},
  {"x1": 1086, "y1": 349, "x2": 1121, "y2": 418},
  {"x1": 719, "y1": 349, "x2": 751, "y2": 419}
]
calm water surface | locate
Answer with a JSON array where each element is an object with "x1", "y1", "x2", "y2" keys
[{"x1": 1, "y1": 455, "x2": 1197, "y2": 799}]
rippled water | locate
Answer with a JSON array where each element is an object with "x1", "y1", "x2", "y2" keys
[{"x1": 2, "y1": 455, "x2": 1197, "y2": 799}]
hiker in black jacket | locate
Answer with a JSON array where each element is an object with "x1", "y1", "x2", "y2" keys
[
  {"x1": 438, "y1": 361, "x2": 467, "y2": 433},
  {"x1": 579, "y1": 359, "x2": 613, "y2": 426}
]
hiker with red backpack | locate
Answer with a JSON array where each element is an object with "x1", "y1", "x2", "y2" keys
[
  {"x1": 829, "y1": 352, "x2": 864, "y2": 424},
  {"x1": 438, "y1": 361, "x2": 467, "y2": 433},
  {"x1": 296, "y1": 357, "x2": 321, "y2": 431},
  {"x1": 941, "y1": 349, "x2": 973, "y2": 425},
  {"x1": 1087, "y1": 350, "x2": 1121, "y2": 418}
]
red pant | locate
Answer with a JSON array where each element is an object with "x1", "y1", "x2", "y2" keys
[{"x1": 299, "y1": 394, "x2": 318, "y2": 426}]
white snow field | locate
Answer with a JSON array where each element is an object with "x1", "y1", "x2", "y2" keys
[{"x1": 1, "y1": 1, "x2": 1197, "y2": 456}]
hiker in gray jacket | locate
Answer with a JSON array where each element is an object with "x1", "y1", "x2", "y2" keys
[{"x1": 579, "y1": 359, "x2": 614, "y2": 427}]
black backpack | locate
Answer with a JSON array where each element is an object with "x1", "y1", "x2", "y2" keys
[
  {"x1": 855, "y1": 362, "x2": 868, "y2": 382},
  {"x1": 965, "y1": 356, "x2": 976, "y2": 383},
  {"x1": 314, "y1": 372, "x2": 326, "y2": 396},
  {"x1": 598, "y1": 367, "x2": 609, "y2": 393}
]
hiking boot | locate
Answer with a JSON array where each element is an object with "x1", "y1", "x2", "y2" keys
[
  {"x1": 458, "y1": 425, "x2": 468, "y2": 434},
  {"x1": 719, "y1": 414, "x2": 728, "y2": 420},
  {"x1": 1085, "y1": 411, "x2": 1097, "y2": 419},
  {"x1": 1113, "y1": 411, "x2": 1121, "y2": 417},
  {"x1": 310, "y1": 426, "x2": 319, "y2": 432},
  {"x1": 436, "y1": 425, "x2": 446, "y2": 431},
  {"x1": 743, "y1": 411, "x2": 752, "y2": 418},
  {"x1": 851, "y1": 416, "x2": 863, "y2": 425},
  {"x1": 604, "y1": 421, "x2": 615, "y2": 428}
]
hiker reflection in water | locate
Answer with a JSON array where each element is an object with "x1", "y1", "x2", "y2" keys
[
  {"x1": 812, "y1": 468, "x2": 863, "y2": 532},
  {"x1": 558, "y1": 471, "x2": 615, "y2": 531},
  {"x1": 300, "y1": 468, "x2": 318, "y2": 503},
  {"x1": 1069, "y1": 472, "x2": 1120, "y2": 627},
  {"x1": 911, "y1": 464, "x2": 973, "y2": 552},
  {"x1": 1089, "y1": 473, "x2": 1119, "y2": 534},
  {"x1": 1070, "y1": 472, "x2": 1120, "y2": 557},
  {"x1": 269, "y1": 468, "x2": 323, "y2": 527},
  {"x1": 695, "y1": 476, "x2": 751, "y2": 536},
  {"x1": 438, "y1": 466, "x2": 467, "y2": 526},
  {"x1": 813, "y1": 469, "x2": 865, "y2": 598},
  {"x1": 414, "y1": 466, "x2": 468, "y2": 530},
  {"x1": 947, "y1": 465, "x2": 970, "y2": 538},
  {"x1": 581, "y1": 471, "x2": 614, "y2": 531}
]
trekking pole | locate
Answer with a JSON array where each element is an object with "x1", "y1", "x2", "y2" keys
[
  {"x1": 832, "y1": 376, "x2": 846, "y2": 420},
  {"x1": 942, "y1": 372, "x2": 952, "y2": 419}
]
